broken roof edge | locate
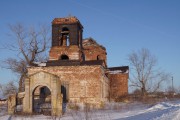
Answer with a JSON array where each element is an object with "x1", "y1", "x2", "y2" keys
[
  {"x1": 83, "y1": 37, "x2": 106, "y2": 50},
  {"x1": 107, "y1": 66, "x2": 129, "y2": 74},
  {"x1": 28, "y1": 60, "x2": 106, "y2": 67},
  {"x1": 52, "y1": 16, "x2": 83, "y2": 28}
]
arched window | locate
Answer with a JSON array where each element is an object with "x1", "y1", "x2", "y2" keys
[
  {"x1": 62, "y1": 27, "x2": 69, "y2": 32},
  {"x1": 97, "y1": 55, "x2": 100, "y2": 60},
  {"x1": 60, "y1": 27, "x2": 70, "y2": 46},
  {"x1": 60, "y1": 54, "x2": 69, "y2": 60}
]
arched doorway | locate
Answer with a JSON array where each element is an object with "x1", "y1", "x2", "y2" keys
[
  {"x1": 23, "y1": 71, "x2": 62, "y2": 116},
  {"x1": 33, "y1": 85, "x2": 51, "y2": 115},
  {"x1": 61, "y1": 83, "x2": 69, "y2": 113},
  {"x1": 61, "y1": 85, "x2": 67, "y2": 103}
]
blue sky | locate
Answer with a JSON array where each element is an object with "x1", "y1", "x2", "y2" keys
[{"x1": 0, "y1": 0, "x2": 180, "y2": 90}]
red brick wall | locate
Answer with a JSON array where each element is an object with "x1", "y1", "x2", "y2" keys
[
  {"x1": 49, "y1": 45, "x2": 82, "y2": 61},
  {"x1": 83, "y1": 39, "x2": 107, "y2": 66},
  {"x1": 28, "y1": 65, "x2": 109, "y2": 104},
  {"x1": 108, "y1": 73, "x2": 128, "y2": 100}
]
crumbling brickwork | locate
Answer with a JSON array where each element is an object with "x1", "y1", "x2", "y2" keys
[
  {"x1": 8, "y1": 16, "x2": 129, "y2": 116},
  {"x1": 49, "y1": 17, "x2": 83, "y2": 61},
  {"x1": 107, "y1": 66, "x2": 129, "y2": 100},
  {"x1": 109, "y1": 74, "x2": 128, "y2": 99},
  {"x1": 28, "y1": 65, "x2": 109, "y2": 104},
  {"x1": 51, "y1": 17, "x2": 83, "y2": 47},
  {"x1": 49, "y1": 45, "x2": 83, "y2": 61},
  {"x1": 83, "y1": 38, "x2": 107, "y2": 67},
  {"x1": 8, "y1": 94, "x2": 16, "y2": 115}
]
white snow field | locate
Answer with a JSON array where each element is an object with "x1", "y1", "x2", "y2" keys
[{"x1": 1, "y1": 100, "x2": 180, "y2": 120}]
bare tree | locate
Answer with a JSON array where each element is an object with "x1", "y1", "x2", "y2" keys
[
  {"x1": 128, "y1": 48, "x2": 170, "y2": 96},
  {"x1": 1, "y1": 81, "x2": 18, "y2": 98},
  {"x1": 1, "y1": 23, "x2": 50, "y2": 92}
]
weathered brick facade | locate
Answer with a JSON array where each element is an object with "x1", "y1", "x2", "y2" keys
[
  {"x1": 8, "y1": 16, "x2": 129, "y2": 116},
  {"x1": 107, "y1": 67, "x2": 129, "y2": 100},
  {"x1": 28, "y1": 65, "x2": 109, "y2": 104},
  {"x1": 33, "y1": 16, "x2": 128, "y2": 103},
  {"x1": 83, "y1": 38, "x2": 107, "y2": 67},
  {"x1": 49, "y1": 17, "x2": 83, "y2": 61},
  {"x1": 109, "y1": 74, "x2": 128, "y2": 98}
]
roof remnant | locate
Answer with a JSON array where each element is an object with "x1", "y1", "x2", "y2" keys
[
  {"x1": 45, "y1": 60, "x2": 104, "y2": 66},
  {"x1": 52, "y1": 16, "x2": 83, "y2": 28},
  {"x1": 107, "y1": 66, "x2": 129, "y2": 74},
  {"x1": 83, "y1": 37, "x2": 106, "y2": 50}
]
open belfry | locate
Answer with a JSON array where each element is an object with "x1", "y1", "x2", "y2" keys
[{"x1": 8, "y1": 16, "x2": 129, "y2": 116}]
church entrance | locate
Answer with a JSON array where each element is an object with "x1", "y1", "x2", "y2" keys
[
  {"x1": 61, "y1": 81, "x2": 69, "y2": 113},
  {"x1": 61, "y1": 85, "x2": 67, "y2": 103},
  {"x1": 61, "y1": 81, "x2": 69, "y2": 103},
  {"x1": 33, "y1": 85, "x2": 51, "y2": 115}
]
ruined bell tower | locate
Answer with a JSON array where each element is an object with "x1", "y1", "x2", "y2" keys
[{"x1": 49, "y1": 16, "x2": 84, "y2": 61}]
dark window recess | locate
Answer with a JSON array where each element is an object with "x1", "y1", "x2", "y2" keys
[
  {"x1": 60, "y1": 27, "x2": 70, "y2": 46},
  {"x1": 61, "y1": 55, "x2": 69, "y2": 60},
  {"x1": 97, "y1": 55, "x2": 100, "y2": 60}
]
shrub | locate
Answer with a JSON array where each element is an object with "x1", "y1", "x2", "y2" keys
[{"x1": 68, "y1": 103, "x2": 79, "y2": 111}]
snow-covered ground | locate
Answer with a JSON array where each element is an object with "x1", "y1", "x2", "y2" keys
[{"x1": 1, "y1": 100, "x2": 180, "y2": 120}]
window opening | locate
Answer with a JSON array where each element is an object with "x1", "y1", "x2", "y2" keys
[
  {"x1": 61, "y1": 55, "x2": 69, "y2": 60},
  {"x1": 60, "y1": 27, "x2": 70, "y2": 46}
]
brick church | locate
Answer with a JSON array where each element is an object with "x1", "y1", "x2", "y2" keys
[{"x1": 8, "y1": 16, "x2": 128, "y2": 116}]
